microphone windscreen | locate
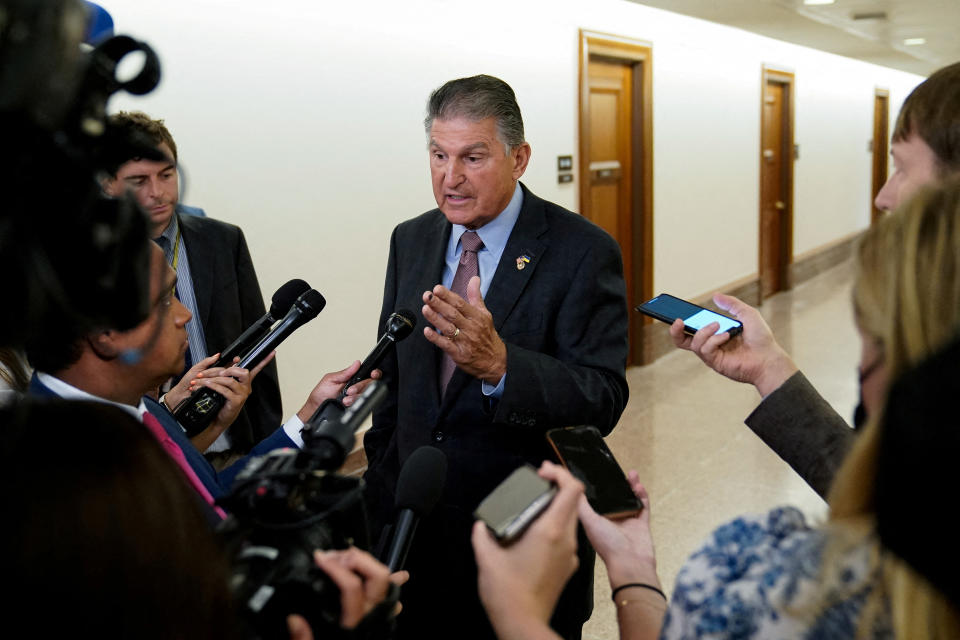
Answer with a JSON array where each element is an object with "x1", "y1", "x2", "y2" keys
[
  {"x1": 297, "y1": 289, "x2": 326, "y2": 321},
  {"x1": 269, "y1": 279, "x2": 311, "y2": 318},
  {"x1": 395, "y1": 446, "x2": 447, "y2": 515}
]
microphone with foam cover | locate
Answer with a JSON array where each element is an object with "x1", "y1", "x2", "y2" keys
[
  {"x1": 382, "y1": 446, "x2": 448, "y2": 572},
  {"x1": 174, "y1": 289, "x2": 326, "y2": 437},
  {"x1": 214, "y1": 279, "x2": 310, "y2": 367}
]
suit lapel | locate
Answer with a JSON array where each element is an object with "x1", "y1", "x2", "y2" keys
[
  {"x1": 411, "y1": 213, "x2": 451, "y2": 409},
  {"x1": 178, "y1": 213, "x2": 213, "y2": 329},
  {"x1": 441, "y1": 184, "x2": 548, "y2": 408}
]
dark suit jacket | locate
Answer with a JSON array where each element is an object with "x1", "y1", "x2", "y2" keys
[
  {"x1": 363, "y1": 184, "x2": 629, "y2": 639},
  {"x1": 745, "y1": 371, "x2": 854, "y2": 498},
  {"x1": 28, "y1": 374, "x2": 295, "y2": 502},
  {"x1": 178, "y1": 214, "x2": 282, "y2": 452}
]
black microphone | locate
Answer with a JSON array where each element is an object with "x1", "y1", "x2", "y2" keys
[
  {"x1": 174, "y1": 289, "x2": 326, "y2": 437},
  {"x1": 382, "y1": 446, "x2": 448, "y2": 572},
  {"x1": 215, "y1": 279, "x2": 310, "y2": 367},
  {"x1": 340, "y1": 309, "x2": 416, "y2": 397}
]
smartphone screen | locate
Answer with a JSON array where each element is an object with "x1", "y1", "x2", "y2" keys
[
  {"x1": 546, "y1": 426, "x2": 642, "y2": 519},
  {"x1": 636, "y1": 293, "x2": 742, "y2": 336}
]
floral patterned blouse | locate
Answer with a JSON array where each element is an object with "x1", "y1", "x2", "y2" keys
[{"x1": 660, "y1": 506, "x2": 892, "y2": 639}]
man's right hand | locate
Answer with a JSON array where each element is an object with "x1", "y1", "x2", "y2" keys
[{"x1": 668, "y1": 293, "x2": 798, "y2": 398}]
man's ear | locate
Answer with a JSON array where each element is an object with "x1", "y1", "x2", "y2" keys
[
  {"x1": 87, "y1": 331, "x2": 120, "y2": 360},
  {"x1": 100, "y1": 176, "x2": 118, "y2": 198},
  {"x1": 511, "y1": 143, "x2": 531, "y2": 180}
]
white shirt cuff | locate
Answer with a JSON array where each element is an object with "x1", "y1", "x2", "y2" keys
[{"x1": 282, "y1": 414, "x2": 306, "y2": 448}]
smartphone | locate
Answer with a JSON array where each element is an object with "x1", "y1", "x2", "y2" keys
[
  {"x1": 546, "y1": 425, "x2": 642, "y2": 519},
  {"x1": 474, "y1": 465, "x2": 557, "y2": 543},
  {"x1": 635, "y1": 293, "x2": 743, "y2": 336}
]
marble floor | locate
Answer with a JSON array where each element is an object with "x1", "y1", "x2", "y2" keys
[{"x1": 582, "y1": 259, "x2": 860, "y2": 639}]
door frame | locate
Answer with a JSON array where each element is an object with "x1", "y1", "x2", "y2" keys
[
  {"x1": 578, "y1": 29, "x2": 654, "y2": 365},
  {"x1": 759, "y1": 65, "x2": 795, "y2": 298},
  {"x1": 871, "y1": 88, "x2": 890, "y2": 224}
]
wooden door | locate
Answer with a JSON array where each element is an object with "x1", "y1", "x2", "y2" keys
[
  {"x1": 586, "y1": 58, "x2": 634, "y2": 308},
  {"x1": 871, "y1": 89, "x2": 889, "y2": 223},
  {"x1": 579, "y1": 31, "x2": 653, "y2": 366},
  {"x1": 759, "y1": 71, "x2": 794, "y2": 299}
]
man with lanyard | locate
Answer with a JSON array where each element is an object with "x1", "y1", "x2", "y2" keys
[{"x1": 103, "y1": 111, "x2": 282, "y2": 463}]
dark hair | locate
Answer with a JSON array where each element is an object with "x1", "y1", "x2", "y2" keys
[
  {"x1": 23, "y1": 323, "x2": 85, "y2": 374},
  {"x1": 108, "y1": 110, "x2": 179, "y2": 161},
  {"x1": 893, "y1": 62, "x2": 960, "y2": 174},
  {"x1": 0, "y1": 399, "x2": 236, "y2": 639},
  {"x1": 425, "y1": 74, "x2": 525, "y2": 150}
]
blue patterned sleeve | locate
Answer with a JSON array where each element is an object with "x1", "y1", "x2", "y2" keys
[{"x1": 660, "y1": 507, "x2": 827, "y2": 639}]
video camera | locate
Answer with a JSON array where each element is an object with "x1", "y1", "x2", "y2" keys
[
  {"x1": 2, "y1": 0, "x2": 165, "y2": 348},
  {"x1": 218, "y1": 381, "x2": 399, "y2": 640}
]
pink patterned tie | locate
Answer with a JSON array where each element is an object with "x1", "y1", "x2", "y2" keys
[
  {"x1": 142, "y1": 411, "x2": 226, "y2": 519},
  {"x1": 440, "y1": 231, "x2": 484, "y2": 395}
]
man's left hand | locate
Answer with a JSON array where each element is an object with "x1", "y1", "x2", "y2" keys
[{"x1": 422, "y1": 276, "x2": 507, "y2": 385}]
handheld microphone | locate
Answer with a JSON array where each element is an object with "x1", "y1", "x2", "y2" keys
[
  {"x1": 215, "y1": 279, "x2": 310, "y2": 367},
  {"x1": 174, "y1": 289, "x2": 326, "y2": 437},
  {"x1": 382, "y1": 446, "x2": 448, "y2": 572},
  {"x1": 340, "y1": 309, "x2": 416, "y2": 396}
]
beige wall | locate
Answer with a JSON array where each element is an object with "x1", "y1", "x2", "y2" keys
[{"x1": 105, "y1": 0, "x2": 923, "y2": 418}]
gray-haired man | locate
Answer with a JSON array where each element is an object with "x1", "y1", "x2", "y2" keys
[{"x1": 363, "y1": 75, "x2": 630, "y2": 640}]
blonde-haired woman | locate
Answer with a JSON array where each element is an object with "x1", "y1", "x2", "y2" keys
[{"x1": 474, "y1": 179, "x2": 960, "y2": 639}]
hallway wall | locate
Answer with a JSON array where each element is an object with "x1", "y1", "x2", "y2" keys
[{"x1": 103, "y1": 0, "x2": 923, "y2": 416}]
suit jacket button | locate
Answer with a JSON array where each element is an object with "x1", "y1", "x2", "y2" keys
[{"x1": 433, "y1": 430, "x2": 445, "y2": 442}]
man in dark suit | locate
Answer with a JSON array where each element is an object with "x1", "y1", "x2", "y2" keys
[
  {"x1": 26, "y1": 243, "x2": 370, "y2": 515},
  {"x1": 363, "y1": 75, "x2": 629, "y2": 640},
  {"x1": 103, "y1": 111, "x2": 281, "y2": 459}
]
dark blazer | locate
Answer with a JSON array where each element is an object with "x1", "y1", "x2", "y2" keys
[
  {"x1": 363, "y1": 184, "x2": 629, "y2": 639},
  {"x1": 28, "y1": 374, "x2": 295, "y2": 501},
  {"x1": 745, "y1": 371, "x2": 854, "y2": 498},
  {"x1": 178, "y1": 213, "x2": 283, "y2": 452}
]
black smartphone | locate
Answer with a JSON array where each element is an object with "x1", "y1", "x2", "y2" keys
[
  {"x1": 474, "y1": 465, "x2": 557, "y2": 543},
  {"x1": 635, "y1": 293, "x2": 743, "y2": 337},
  {"x1": 546, "y1": 425, "x2": 642, "y2": 519}
]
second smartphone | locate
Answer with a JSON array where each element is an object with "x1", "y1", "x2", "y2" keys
[
  {"x1": 636, "y1": 293, "x2": 743, "y2": 337},
  {"x1": 546, "y1": 425, "x2": 643, "y2": 519}
]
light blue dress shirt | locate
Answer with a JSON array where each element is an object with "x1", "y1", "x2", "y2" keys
[{"x1": 441, "y1": 183, "x2": 523, "y2": 398}]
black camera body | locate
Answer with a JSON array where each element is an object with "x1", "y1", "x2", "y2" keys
[
  {"x1": 218, "y1": 382, "x2": 395, "y2": 640},
  {"x1": 221, "y1": 448, "x2": 371, "y2": 638}
]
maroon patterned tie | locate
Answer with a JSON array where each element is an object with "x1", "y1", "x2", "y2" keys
[{"x1": 440, "y1": 231, "x2": 484, "y2": 395}]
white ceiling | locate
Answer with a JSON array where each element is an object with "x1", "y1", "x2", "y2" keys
[{"x1": 626, "y1": 0, "x2": 960, "y2": 76}]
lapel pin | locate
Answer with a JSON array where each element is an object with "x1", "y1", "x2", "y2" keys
[{"x1": 516, "y1": 254, "x2": 531, "y2": 271}]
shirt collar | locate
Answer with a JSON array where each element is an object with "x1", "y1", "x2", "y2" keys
[
  {"x1": 36, "y1": 372, "x2": 147, "y2": 420},
  {"x1": 448, "y1": 182, "x2": 523, "y2": 255},
  {"x1": 156, "y1": 210, "x2": 179, "y2": 243}
]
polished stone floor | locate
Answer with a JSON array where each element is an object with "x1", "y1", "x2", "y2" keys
[{"x1": 583, "y1": 259, "x2": 859, "y2": 639}]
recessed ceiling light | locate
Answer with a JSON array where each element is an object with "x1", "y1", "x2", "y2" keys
[
  {"x1": 803, "y1": 0, "x2": 835, "y2": 5},
  {"x1": 903, "y1": 37, "x2": 926, "y2": 46}
]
